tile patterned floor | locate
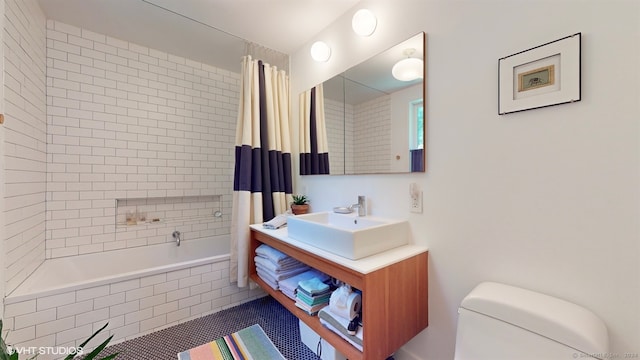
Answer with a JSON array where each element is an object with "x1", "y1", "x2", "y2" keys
[{"x1": 100, "y1": 296, "x2": 321, "y2": 360}]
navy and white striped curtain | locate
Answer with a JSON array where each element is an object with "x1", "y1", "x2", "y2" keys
[
  {"x1": 299, "y1": 85, "x2": 330, "y2": 175},
  {"x1": 410, "y1": 148, "x2": 424, "y2": 172},
  {"x1": 231, "y1": 56, "x2": 292, "y2": 287}
]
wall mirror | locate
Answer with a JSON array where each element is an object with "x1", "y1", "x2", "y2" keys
[{"x1": 300, "y1": 32, "x2": 425, "y2": 175}]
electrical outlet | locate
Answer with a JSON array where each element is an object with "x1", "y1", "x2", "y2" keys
[{"x1": 411, "y1": 190, "x2": 423, "y2": 213}]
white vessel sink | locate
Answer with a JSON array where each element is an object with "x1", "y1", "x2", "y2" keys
[{"x1": 287, "y1": 212, "x2": 409, "y2": 260}]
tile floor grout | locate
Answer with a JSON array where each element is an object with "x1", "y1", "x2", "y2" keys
[{"x1": 99, "y1": 296, "x2": 321, "y2": 360}]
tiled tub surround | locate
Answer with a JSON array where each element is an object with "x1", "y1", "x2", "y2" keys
[
  {"x1": 2, "y1": 18, "x2": 252, "y2": 359},
  {"x1": 45, "y1": 20, "x2": 238, "y2": 259},
  {"x1": 4, "y1": 0, "x2": 48, "y2": 298},
  {"x1": 3, "y1": 235, "x2": 264, "y2": 360}
]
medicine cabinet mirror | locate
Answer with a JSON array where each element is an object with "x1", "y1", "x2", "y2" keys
[{"x1": 301, "y1": 32, "x2": 425, "y2": 175}]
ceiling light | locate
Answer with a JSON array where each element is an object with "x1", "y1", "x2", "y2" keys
[
  {"x1": 310, "y1": 41, "x2": 331, "y2": 62},
  {"x1": 352, "y1": 9, "x2": 377, "y2": 37},
  {"x1": 392, "y1": 48, "x2": 423, "y2": 81}
]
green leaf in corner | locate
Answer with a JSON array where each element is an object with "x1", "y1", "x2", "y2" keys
[
  {"x1": 1, "y1": 319, "x2": 16, "y2": 360},
  {"x1": 63, "y1": 322, "x2": 118, "y2": 360},
  {"x1": 79, "y1": 334, "x2": 117, "y2": 360},
  {"x1": 75, "y1": 322, "x2": 109, "y2": 352}
]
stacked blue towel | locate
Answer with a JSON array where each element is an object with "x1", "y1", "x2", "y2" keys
[
  {"x1": 278, "y1": 269, "x2": 330, "y2": 301},
  {"x1": 255, "y1": 244, "x2": 309, "y2": 290},
  {"x1": 295, "y1": 277, "x2": 332, "y2": 316}
]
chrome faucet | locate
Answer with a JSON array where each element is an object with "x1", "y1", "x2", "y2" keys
[
  {"x1": 172, "y1": 230, "x2": 181, "y2": 246},
  {"x1": 351, "y1": 195, "x2": 366, "y2": 217}
]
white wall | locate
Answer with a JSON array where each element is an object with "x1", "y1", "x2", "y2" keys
[{"x1": 291, "y1": 0, "x2": 640, "y2": 358}]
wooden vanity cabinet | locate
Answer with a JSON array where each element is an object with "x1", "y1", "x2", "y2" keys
[{"x1": 249, "y1": 228, "x2": 428, "y2": 360}]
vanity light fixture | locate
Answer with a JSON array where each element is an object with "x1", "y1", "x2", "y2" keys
[
  {"x1": 352, "y1": 9, "x2": 377, "y2": 37},
  {"x1": 392, "y1": 48, "x2": 423, "y2": 81},
  {"x1": 311, "y1": 41, "x2": 331, "y2": 62}
]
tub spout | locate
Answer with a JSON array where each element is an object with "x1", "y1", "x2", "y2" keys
[{"x1": 172, "y1": 230, "x2": 181, "y2": 246}]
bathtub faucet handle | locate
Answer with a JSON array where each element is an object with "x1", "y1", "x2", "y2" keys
[{"x1": 172, "y1": 230, "x2": 181, "y2": 246}]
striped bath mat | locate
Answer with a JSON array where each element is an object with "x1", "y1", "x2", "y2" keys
[{"x1": 177, "y1": 324, "x2": 286, "y2": 360}]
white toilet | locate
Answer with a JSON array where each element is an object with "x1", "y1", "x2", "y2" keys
[{"x1": 454, "y1": 282, "x2": 609, "y2": 360}]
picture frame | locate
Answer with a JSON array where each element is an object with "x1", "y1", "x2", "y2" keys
[{"x1": 499, "y1": 33, "x2": 581, "y2": 115}]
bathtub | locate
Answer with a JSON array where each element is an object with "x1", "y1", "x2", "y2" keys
[
  {"x1": 7, "y1": 235, "x2": 230, "y2": 303},
  {"x1": 3, "y1": 235, "x2": 263, "y2": 357}
]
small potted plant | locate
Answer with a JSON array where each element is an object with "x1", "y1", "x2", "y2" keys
[{"x1": 291, "y1": 195, "x2": 310, "y2": 215}]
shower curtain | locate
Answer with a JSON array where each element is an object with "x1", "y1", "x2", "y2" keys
[
  {"x1": 231, "y1": 56, "x2": 293, "y2": 287},
  {"x1": 299, "y1": 84, "x2": 330, "y2": 175}
]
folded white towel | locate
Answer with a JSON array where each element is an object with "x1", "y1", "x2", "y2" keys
[
  {"x1": 256, "y1": 267, "x2": 278, "y2": 284},
  {"x1": 254, "y1": 256, "x2": 306, "y2": 273},
  {"x1": 263, "y1": 213, "x2": 288, "y2": 229},
  {"x1": 256, "y1": 272, "x2": 279, "y2": 290},
  {"x1": 318, "y1": 307, "x2": 363, "y2": 352},
  {"x1": 295, "y1": 300, "x2": 328, "y2": 315},
  {"x1": 281, "y1": 287, "x2": 297, "y2": 301},
  {"x1": 256, "y1": 255, "x2": 304, "y2": 270},
  {"x1": 319, "y1": 319, "x2": 362, "y2": 352},
  {"x1": 255, "y1": 244, "x2": 290, "y2": 265},
  {"x1": 256, "y1": 264, "x2": 309, "y2": 281}
]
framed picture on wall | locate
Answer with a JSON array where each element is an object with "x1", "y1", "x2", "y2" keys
[{"x1": 498, "y1": 33, "x2": 581, "y2": 115}]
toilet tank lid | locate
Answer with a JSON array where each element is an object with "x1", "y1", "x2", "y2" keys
[{"x1": 460, "y1": 282, "x2": 608, "y2": 356}]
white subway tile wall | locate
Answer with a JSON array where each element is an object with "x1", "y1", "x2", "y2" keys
[
  {"x1": 3, "y1": 11, "x2": 257, "y2": 357},
  {"x1": 327, "y1": 95, "x2": 388, "y2": 174},
  {"x1": 345, "y1": 103, "x2": 355, "y2": 174},
  {"x1": 324, "y1": 99, "x2": 355, "y2": 175},
  {"x1": 4, "y1": 259, "x2": 264, "y2": 360},
  {"x1": 45, "y1": 20, "x2": 238, "y2": 258},
  {"x1": 3, "y1": 0, "x2": 48, "y2": 294},
  {"x1": 354, "y1": 95, "x2": 391, "y2": 173},
  {"x1": 3, "y1": 6, "x2": 262, "y2": 357},
  {"x1": 324, "y1": 98, "x2": 345, "y2": 174}
]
